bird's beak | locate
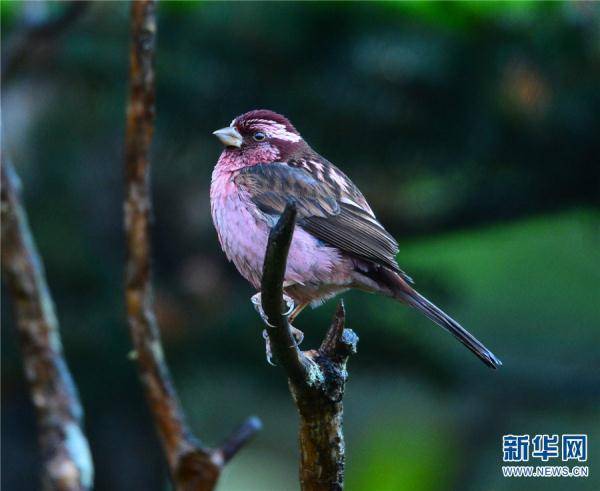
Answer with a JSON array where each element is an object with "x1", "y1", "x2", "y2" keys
[{"x1": 213, "y1": 127, "x2": 243, "y2": 148}]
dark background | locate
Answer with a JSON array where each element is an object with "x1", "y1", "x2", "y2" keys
[{"x1": 2, "y1": 1, "x2": 599, "y2": 490}]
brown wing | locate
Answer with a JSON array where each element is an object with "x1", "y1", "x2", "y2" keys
[
  {"x1": 235, "y1": 163, "x2": 401, "y2": 273},
  {"x1": 287, "y1": 155, "x2": 375, "y2": 215}
]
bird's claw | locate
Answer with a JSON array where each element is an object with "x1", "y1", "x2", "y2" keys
[
  {"x1": 262, "y1": 329, "x2": 276, "y2": 366},
  {"x1": 290, "y1": 326, "x2": 304, "y2": 347},
  {"x1": 251, "y1": 293, "x2": 303, "y2": 366},
  {"x1": 282, "y1": 294, "x2": 295, "y2": 316},
  {"x1": 262, "y1": 326, "x2": 305, "y2": 365},
  {"x1": 251, "y1": 292, "x2": 295, "y2": 326},
  {"x1": 251, "y1": 292, "x2": 276, "y2": 327}
]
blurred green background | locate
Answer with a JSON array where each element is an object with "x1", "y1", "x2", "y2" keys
[{"x1": 2, "y1": 1, "x2": 599, "y2": 490}]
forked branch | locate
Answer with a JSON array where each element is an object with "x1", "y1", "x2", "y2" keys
[
  {"x1": 123, "y1": 2, "x2": 260, "y2": 490},
  {"x1": 261, "y1": 202, "x2": 359, "y2": 491}
]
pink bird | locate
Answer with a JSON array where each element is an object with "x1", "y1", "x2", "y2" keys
[{"x1": 211, "y1": 109, "x2": 501, "y2": 369}]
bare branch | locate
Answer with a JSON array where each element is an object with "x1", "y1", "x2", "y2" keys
[
  {"x1": 1, "y1": 158, "x2": 94, "y2": 491},
  {"x1": 260, "y1": 205, "x2": 359, "y2": 491},
  {"x1": 123, "y1": 2, "x2": 259, "y2": 489},
  {"x1": 215, "y1": 416, "x2": 263, "y2": 465},
  {"x1": 320, "y1": 301, "x2": 358, "y2": 360}
]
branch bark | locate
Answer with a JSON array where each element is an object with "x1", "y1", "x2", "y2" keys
[
  {"x1": 123, "y1": 2, "x2": 260, "y2": 490},
  {"x1": 261, "y1": 203, "x2": 359, "y2": 491},
  {"x1": 1, "y1": 158, "x2": 94, "y2": 491}
]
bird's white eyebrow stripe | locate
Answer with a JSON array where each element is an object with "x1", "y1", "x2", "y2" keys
[
  {"x1": 249, "y1": 120, "x2": 301, "y2": 142},
  {"x1": 245, "y1": 119, "x2": 288, "y2": 126},
  {"x1": 230, "y1": 118, "x2": 301, "y2": 142}
]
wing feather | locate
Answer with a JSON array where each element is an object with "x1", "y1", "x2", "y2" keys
[{"x1": 234, "y1": 163, "x2": 401, "y2": 273}]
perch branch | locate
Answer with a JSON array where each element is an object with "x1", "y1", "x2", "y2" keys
[
  {"x1": 260, "y1": 204, "x2": 313, "y2": 386},
  {"x1": 1, "y1": 158, "x2": 94, "y2": 491},
  {"x1": 123, "y1": 1, "x2": 260, "y2": 490},
  {"x1": 261, "y1": 202, "x2": 359, "y2": 491}
]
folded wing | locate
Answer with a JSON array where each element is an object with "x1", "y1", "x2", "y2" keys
[{"x1": 235, "y1": 163, "x2": 401, "y2": 273}]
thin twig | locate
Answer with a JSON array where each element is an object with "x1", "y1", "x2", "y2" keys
[
  {"x1": 214, "y1": 416, "x2": 263, "y2": 465},
  {"x1": 261, "y1": 203, "x2": 359, "y2": 491},
  {"x1": 123, "y1": 2, "x2": 260, "y2": 490},
  {"x1": 1, "y1": 158, "x2": 94, "y2": 491}
]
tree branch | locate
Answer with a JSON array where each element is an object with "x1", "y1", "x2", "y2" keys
[
  {"x1": 261, "y1": 202, "x2": 359, "y2": 491},
  {"x1": 123, "y1": 2, "x2": 260, "y2": 490},
  {"x1": 1, "y1": 158, "x2": 94, "y2": 491}
]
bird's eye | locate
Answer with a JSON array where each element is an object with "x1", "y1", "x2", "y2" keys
[{"x1": 253, "y1": 132, "x2": 266, "y2": 141}]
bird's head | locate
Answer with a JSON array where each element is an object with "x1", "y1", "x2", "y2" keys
[{"x1": 213, "y1": 110, "x2": 305, "y2": 168}]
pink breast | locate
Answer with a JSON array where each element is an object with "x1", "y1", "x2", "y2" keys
[{"x1": 210, "y1": 169, "x2": 350, "y2": 295}]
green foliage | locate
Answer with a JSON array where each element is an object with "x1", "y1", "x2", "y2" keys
[
  {"x1": 350, "y1": 416, "x2": 457, "y2": 490},
  {"x1": 0, "y1": 0, "x2": 22, "y2": 25},
  {"x1": 388, "y1": 0, "x2": 562, "y2": 30}
]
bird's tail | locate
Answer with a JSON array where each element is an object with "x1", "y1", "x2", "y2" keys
[{"x1": 383, "y1": 271, "x2": 502, "y2": 369}]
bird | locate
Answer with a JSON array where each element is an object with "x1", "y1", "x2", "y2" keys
[{"x1": 211, "y1": 109, "x2": 501, "y2": 369}]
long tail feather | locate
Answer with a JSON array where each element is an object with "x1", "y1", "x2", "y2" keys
[
  {"x1": 398, "y1": 287, "x2": 502, "y2": 369},
  {"x1": 358, "y1": 266, "x2": 502, "y2": 368}
]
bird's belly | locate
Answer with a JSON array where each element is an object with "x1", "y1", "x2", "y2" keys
[{"x1": 211, "y1": 179, "x2": 354, "y2": 300}]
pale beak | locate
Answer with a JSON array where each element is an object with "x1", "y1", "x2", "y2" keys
[{"x1": 213, "y1": 127, "x2": 243, "y2": 148}]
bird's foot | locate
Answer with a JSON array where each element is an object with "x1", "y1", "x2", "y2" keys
[
  {"x1": 290, "y1": 326, "x2": 304, "y2": 346},
  {"x1": 262, "y1": 329, "x2": 275, "y2": 366},
  {"x1": 250, "y1": 292, "x2": 294, "y2": 326},
  {"x1": 251, "y1": 292, "x2": 302, "y2": 365},
  {"x1": 261, "y1": 326, "x2": 305, "y2": 365}
]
